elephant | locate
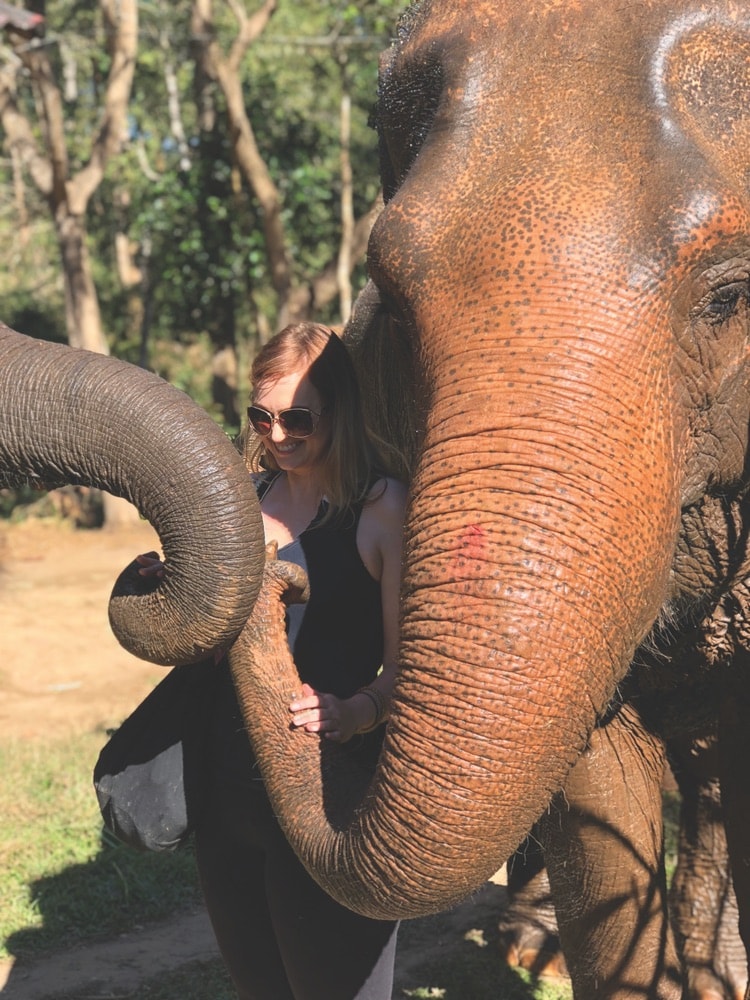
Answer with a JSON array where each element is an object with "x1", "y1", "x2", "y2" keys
[
  {"x1": 4, "y1": 2, "x2": 750, "y2": 996},
  {"x1": 0, "y1": 321, "x2": 266, "y2": 664},
  {"x1": 498, "y1": 741, "x2": 748, "y2": 998},
  {"x1": 214, "y1": 2, "x2": 750, "y2": 999}
]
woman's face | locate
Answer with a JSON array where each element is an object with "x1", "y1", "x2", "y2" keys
[{"x1": 252, "y1": 368, "x2": 330, "y2": 477}]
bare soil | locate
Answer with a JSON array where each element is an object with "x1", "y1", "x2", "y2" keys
[
  {"x1": 0, "y1": 517, "x2": 165, "y2": 742},
  {"x1": 0, "y1": 517, "x2": 511, "y2": 1000}
]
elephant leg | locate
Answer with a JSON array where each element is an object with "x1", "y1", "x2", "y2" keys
[
  {"x1": 540, "y1": 702, "x2": 683, "y2": 999},
  {"x1": 497, "y1": 831, "x2": 568, "y2": 981},
  {"x1": 718, "y1": 656, "x2": 750, "y2": 1000},
  {"x1": 669, "y1": 734, "x2": 746, "y2": 1000}
]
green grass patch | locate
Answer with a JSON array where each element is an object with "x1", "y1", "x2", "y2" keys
[
  {"x1": 0, "y1": 730, "x2": 575, "y2": 998},
  {"x1": 0, "y1": 732, "x2": 202, "y2": 962}
]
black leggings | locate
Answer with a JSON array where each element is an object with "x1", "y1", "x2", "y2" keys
[{"x1": 195, "y1": 779, "x2": 399, "y2": 1000}]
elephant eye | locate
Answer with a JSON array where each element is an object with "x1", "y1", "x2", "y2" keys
[{"x1": 702, "y1": 281, "x2": 749, "y2": 325}]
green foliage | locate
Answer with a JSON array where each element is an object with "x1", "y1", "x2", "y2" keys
[
  {"x1": 2, "y1": 1, "x2": 410, "y2": 384},
  {"x1": 0, "y1": 487, "x2": 40, "y2": 519},
  {"x1": 0, "y1": 202, "x2": 64, "y2": 341}
]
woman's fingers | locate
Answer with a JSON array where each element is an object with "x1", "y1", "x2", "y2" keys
[
  {"x1": 289, "y1": 683, "x2": 321, "y2": 715},
  {"x1": 289, "y1": 686, "x2": 348, "y2": 741}
]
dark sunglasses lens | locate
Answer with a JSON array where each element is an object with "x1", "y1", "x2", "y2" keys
[
  {"x1": 279, "y1": 408, "x2": 315, "y2": 437},
  {"x1": 248, "y1": 407, "x2": 273, "y2": 435}
]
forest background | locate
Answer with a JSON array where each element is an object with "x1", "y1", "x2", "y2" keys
[{"x1": 1, "y1": 0, "x2": 407, "y2": 450}]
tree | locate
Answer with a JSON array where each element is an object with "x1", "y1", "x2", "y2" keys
[
  {"x1": 118, "y1": 0, "x2": 397, "y2": 427},
  {"x1": 2, "y1": 0, "x2": 407, "y2": 424},
  {"x1": 191, "y1": 0, "x2": 382, "y2": 331},
  {"x1": 0, "y1": 0, "x2": 138, "y2": 353}
]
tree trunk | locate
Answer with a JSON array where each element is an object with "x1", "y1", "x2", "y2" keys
[
  {"x1": 56, "y1": 211, "x2": 109, "y2": 354},
  {"x1": 337, "y1": 85, "x2": 354, "y2": 323}
]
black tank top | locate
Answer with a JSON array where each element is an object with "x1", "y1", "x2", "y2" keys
[
  {"x1": 211, "y1": 474, "x2": 386, "y2": 784},
  {"x1": 272, "y1": 485, "x2": 384, "y2": 696}
]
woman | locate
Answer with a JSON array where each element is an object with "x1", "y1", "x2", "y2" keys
[{"x1": 143, "y1": 323, "x2": 406, "y2": 999}]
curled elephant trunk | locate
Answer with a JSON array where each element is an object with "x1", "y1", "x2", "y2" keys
[
  {"x1": 228, "y1": 246, "x2": 685, "y2": 919},
  {"x1": 0, "y1": 324, "x2": 265, "y2": 664},
  {"x1": 231, "y1": 369, "x2": 682, "y2": 918}
]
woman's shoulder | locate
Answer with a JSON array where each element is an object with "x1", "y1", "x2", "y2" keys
[
  {"x1": 356, "y1": 477, "x2": 406, "y2": 573},
  {"x1": 363, "y1": 476, "x2": 408, "y2": 523}
]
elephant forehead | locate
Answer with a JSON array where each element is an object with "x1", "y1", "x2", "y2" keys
[
  {"x1": 373, "y1": 2, "x2": 750, "y2": 307},
  {"x1": 391, "y1": 0, "x2": 747, "y2": 69},
  {"x1": 661, "y1": 15, "x2": 750, "y2": 202},
  {"x1": 380, "y1": 1, "x2": 749, "y2": 185},
  {"x1": 369, "y1": 173, "x2": 739, "y2": 326}
]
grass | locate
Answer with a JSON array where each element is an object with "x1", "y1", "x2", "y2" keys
[
  {"x1": 396, "y1": 911, "x2": 572, "y2": 1000},
  {"x1": 1, "y1": 730, "x2": 684, "y2": 999},
  {"x1": 0, "y1": 732, "x2": 203, "y2": 961},
  {"x1": 53, "y1": 959, "x2": 237, "y2": 1000}
]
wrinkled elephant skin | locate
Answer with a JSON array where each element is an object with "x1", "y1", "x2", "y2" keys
[
  {"x1": 0, "y1": 324, "x2": 265, "y2": 663},
  {"x1": 228, "y1": 2, "x2": 750, "y2": 997}
]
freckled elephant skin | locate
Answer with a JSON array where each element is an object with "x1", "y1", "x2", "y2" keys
[
  {"x1": 0, "y1": 324, "x2": 265, "y2": 664},
  {"x1": 205, "y1": 2, "x2": 750, "y2": 997}
]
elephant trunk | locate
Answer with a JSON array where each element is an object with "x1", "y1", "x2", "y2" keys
[
  {"x1": 230, "y1": 289, "x2": 684, "y2": 918},
  {"x1": 0, "y1": 325, "x2": 264, "y2": 664}
]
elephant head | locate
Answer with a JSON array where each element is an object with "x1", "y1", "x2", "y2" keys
[
  {"x1": 227, "y1": 0, "x2": 750, "y2": 920},
  {"x1": 0, "y1": 323, "x2": 265, "y2": 664}
]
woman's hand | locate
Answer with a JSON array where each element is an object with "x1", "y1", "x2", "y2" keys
[
  {"x1": 289, "y1": 682, "x2": 375, "y2": 743},
  {"x1": 136, "y1": 551, "x2": 165, "y2": 579}
]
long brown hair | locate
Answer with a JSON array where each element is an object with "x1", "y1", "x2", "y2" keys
[{"x1": 244, "y1": 323, "x2": 386, "y2": 517}]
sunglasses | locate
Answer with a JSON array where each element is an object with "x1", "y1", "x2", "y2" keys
[{"x1": 247, "y1": 405, "x2": 323, "y2": 439}]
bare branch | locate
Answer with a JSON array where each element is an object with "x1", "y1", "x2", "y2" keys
[
  {"x1": 226, "y1": 0, "x2": 276, "y2": 73},
  {"x1": 285, "y1": 196, "x2": 383, "y2": 322},
  {"x1": 12, "y1": 39, "x2": 69, "y2": 203},
  {"x1": 337, "y1": 89, "x2": 354, "y2": 323},
  {"x1": 59, "y1": 41, "x2": 77, "y2": 101},
  {"x1": 216, "y1": 56, "x2": 290, "y2": 303},
  {"x1": 160, "y1": 28, "x2": 191, "y2": 171},
  {"x1": 134, "y1": 139, "x2": 160, "y2": 182},
  {"x1": 72, "y1": 0, "x2": 138, "y2": 211},
  {"x1": 196, "y1": 0, "x2": 290, "y2": 312}
]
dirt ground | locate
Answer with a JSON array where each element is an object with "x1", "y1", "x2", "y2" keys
[
  {"x1": 0, "y1": 516, "x2": 512, "y2": 1000},
  {"x1": 0, "y1": 517, "x2": 166, "y2": 742}
]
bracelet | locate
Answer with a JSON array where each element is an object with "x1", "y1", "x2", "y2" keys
[{"x1": 356, "y1": 684, "x2": 388, "y2": 733}]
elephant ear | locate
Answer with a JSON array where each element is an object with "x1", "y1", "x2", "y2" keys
[
  {"x1": 344, "y1": 281, "x2": 417, "y2": 480},
  {"x1": 664, "y1": 18, "x2": 750, "y2": 203}
]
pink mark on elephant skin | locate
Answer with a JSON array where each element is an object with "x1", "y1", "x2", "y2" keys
[{"x1": 452, "y1": 524, "x2": 488, "y2": 577}]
